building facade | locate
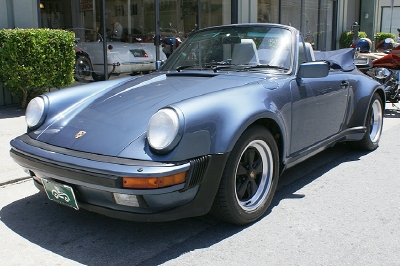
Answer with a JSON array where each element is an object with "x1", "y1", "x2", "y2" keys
[{"x1": 1, "y1": 0, "x2": 399, "y2": 105}]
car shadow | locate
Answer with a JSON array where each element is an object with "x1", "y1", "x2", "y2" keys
[
  {"x1": 0, "y1": 143, "x2": 368, "y2": 265},
  {"x1": 270, "y1": 143, "x2": 366, "y2": 210}
]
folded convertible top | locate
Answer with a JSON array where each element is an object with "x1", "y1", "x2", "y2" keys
[{"x1": 314, "y1": 48, "x2": 355, "y2": 71}]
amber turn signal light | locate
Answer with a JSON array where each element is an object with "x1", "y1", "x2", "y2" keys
[{"x1": 123, "y1": 172, "x2": 186, "y2": 189}]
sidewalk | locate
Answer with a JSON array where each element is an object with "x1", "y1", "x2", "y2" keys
[{"x1": 0, "y1": 106, "x2": 29, "y2": 186}]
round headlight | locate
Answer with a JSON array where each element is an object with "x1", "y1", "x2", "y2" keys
[
  {"x1": 374, "y1": 67, "x2": 390, "y2": 79},
  {"x1": 26, "y1": 97, "x2": 47, "y2": 129},
  {"x1": 147, "y1": 108, "x2": 181, "y2": 153}
]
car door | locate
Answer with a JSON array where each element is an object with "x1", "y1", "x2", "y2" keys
[{"x1": 290, "y1": 48, "x2": 350, "y2": 154}]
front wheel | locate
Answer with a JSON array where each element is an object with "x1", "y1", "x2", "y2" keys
[
  {"x1": 211, "y1": 126, "x2": 279, "y2": 225},
  {"x1": 92, "y1": 71, "x2": 107, "y2": 81},
  {"x1": 74, "y1": 56, "x2": 93, "y2": 83},
  {"x1": 351, "y1": 93, "x2": 384, "y2": 151}
]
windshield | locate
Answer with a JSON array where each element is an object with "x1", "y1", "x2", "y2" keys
[{"x1": 161, "y1": 25, "x2": 293, "y2": 73}]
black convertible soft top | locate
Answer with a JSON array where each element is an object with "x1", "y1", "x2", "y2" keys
[{"x1": 314, "y1": 48, "x2": 355, "y2": 71}]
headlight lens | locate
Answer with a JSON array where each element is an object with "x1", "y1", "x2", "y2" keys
[
  {"x1": 26, "y1": 97, "x2": 47, "y2": 129},
  {"x1": 147, "y1": 108, "x2": 181, "y2": 153},
  {"x1": 374, "y1": 67, "x2": 391, "y2": 79}
]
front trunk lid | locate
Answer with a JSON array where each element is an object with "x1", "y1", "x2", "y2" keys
[{"x1": 34, "y1": 72, "x2": 264, "y2": 156}]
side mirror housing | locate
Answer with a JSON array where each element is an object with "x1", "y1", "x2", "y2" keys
[{"x1": 297, "y1": 61, "x2": 329, "y2": 79}]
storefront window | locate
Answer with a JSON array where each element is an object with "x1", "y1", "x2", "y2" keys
[
  {"x1": 381, "y1": 6, "x2": 400, "y2": 34},
  {"x1": 38, "y1": 0, "x2": 336, "y2": 83},
  {"x1": 257, "y1": 0, "x2": 279, "y2": 23},
  {"x1": 200, "y1": 0, "x2": 231, "y2": 28},
  {"x1": 302, "y1": 0, "x2": 319, "y2": 44},
  {"x1": 39, "y1": 0, "x2": 230, "y2": 84},
  {"x1": 281, "y1": 0, "x2": 301, "y2": 29},
  {"x1": 158, "y1": 0, "x2": 197, "y2": 58},
  {"x1": 317, "y1": 0, "x2": 333, "y2": 51},
  {"x1": 280, "y1": 0, "x2": 333, "y2": 51}
]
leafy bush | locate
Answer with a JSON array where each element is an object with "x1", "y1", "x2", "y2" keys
[
  {"x1": 339, "y1": 31, "x2": 367, "y2": 49},
  {"x1": 375, "y1": 32, "x2": 396, "y2": 43},
  {"x1": 0, "y1": 28, "x2": 75, "y2": 108}
]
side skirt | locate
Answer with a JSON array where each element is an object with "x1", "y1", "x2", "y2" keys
[{"x1": 282, "y1": 126, "x2": 366, "y2": 172}]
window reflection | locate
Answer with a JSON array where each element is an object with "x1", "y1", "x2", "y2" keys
[
  {"x1": 39, "y1": 0, "x2": 230, "y2": 83},
  {"x1": 279, "y1": 0, "x2": 333, "y2": 51},
  {"x1": 38, "y1": 0, "x2": 333, "y2": 83},
  {"x1": 257, "y1": 0, "x2": 279, "y2": 23}
]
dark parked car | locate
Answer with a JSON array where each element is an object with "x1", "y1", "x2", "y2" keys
[{"x1": 10, "y1": 23, "x2": 385, "y2": 225}]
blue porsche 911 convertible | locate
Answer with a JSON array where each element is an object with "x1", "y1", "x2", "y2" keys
[{"x1": 10, "y1": 23, "x2": 384, "y2": 225}]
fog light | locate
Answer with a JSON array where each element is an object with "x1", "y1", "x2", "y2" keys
[{"x1": 113, "y1": 193, "x2": 140, "y2": 207}]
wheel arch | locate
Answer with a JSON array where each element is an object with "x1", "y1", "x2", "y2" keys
[
  {"x1": 349, "y1": 86, "x2": 386, "y2": 127},
  {"x1": 374, "y1": 87, "x2": 386, "y2": 110},
  {"x1": 76, "y1": 51, "x2": 91, "y2": 62},
  {"x1": 247, "y1": 118, "x2": 285, "y2": 173},
  {"x1": 220, "y1": 112, "x2": 286, "y2": 173},
  {"x1": 347, "y1": 76, "x2": 386, "y2": 129},
  {"x1": 209, "y1": 119, "x2": 282, "y2": 224}
]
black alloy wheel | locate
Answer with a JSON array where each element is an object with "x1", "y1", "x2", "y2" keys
[{"x1": 211, "y1": 125, "x2": 279, "y2": 225}]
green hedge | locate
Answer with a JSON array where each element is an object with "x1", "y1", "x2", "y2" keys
[
  {"x1": 375, "y1": 32, "x2": 396, "y2": 44},
  {"x1": 339, "y1": 30, "x2": 367, "y2": 49},
  {"x1": 0, "y1": 28, "x2": 75, "y2": 108}
]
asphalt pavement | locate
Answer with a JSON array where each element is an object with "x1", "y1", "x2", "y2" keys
[{"x1": 1, "y1": 102, "x2": 400, "y2": 265}]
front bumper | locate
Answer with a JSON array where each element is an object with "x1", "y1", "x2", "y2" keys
[
  {"x1": 10, "y1": 134, "x2": 228, "y2": 222},
  {"x1": 118, "y1": 61, "x2": 156, "y2": 73}
]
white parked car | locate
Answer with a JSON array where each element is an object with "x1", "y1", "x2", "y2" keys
[{"x1": 71, "y1": 28, "x2": 167, "y2": 82}]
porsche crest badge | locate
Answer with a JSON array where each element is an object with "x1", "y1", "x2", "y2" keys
[{"x1": 75, "y1": 131, "x2": 86, "y2": 139}]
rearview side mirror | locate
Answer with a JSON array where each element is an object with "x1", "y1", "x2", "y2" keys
[{"x1": 297, "y1": 61, "x2": 329, "y2": 79}]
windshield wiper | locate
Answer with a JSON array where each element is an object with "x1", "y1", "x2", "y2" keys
[
  {"x1": 202, "y1": 61, "x2": 239, "y2": 73},
  {"x1": 176, "y1": 62, "x2": 238, "y2": 73},
  {"x1": 244, "y1": 64, "x2": 290, "y2": 71},
  {"x1": 206, "y1": 63, "x2": 289, "y2": 73},
  {"x1": 210, "y1": 65, "x2": 239, "y2": 73},
  {"x1": 202, "y1": 62, "x2": 241, "y2": 73},
  {"x1": 203, "y1": 61, "x2": 232, "y2": 67},
  {"x1": 176, "y1": 65, "x2": 196, "y2": 72}
]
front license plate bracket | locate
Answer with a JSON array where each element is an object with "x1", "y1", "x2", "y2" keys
[{"x1": 42, "y1": 179, "x2": 79, "y2": 210}]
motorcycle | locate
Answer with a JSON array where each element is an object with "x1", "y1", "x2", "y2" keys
[
  {"x1": 354, "y1": 38, "x2": 400, "y2": 105},
  {"x1": 161, "y1": 37, "x2": 182, "y2": 58}
]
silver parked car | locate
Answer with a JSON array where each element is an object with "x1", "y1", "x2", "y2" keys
[{"x1": 72, "y1": 28, "x2": 167, "y2": 82}]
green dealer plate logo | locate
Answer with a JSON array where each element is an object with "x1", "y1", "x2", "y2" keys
[{"x1": 42, "y1": 179, "x2": 79, "y2": 210}]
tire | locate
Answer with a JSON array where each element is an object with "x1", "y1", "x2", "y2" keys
[
  {"x1": 74, "y1": 56, "x2": 92, "y2": 83},
  {"x1": 92, "y1": 71, "x2": 106, "y2": 81},
  {"x1": 211, "y1": 125, "x2": 279, "y2": 225},
  {"x1": 351, "y1": 93, "x2": 384, "y2": 151}
]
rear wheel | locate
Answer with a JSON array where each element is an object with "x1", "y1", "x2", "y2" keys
[
  {"x1": 351, "y1": 93, "x2": 383, "y2": 150},
  {"x1": 211, "y1": 125, "x2": 279, "y2": 225},
  {"x1": 74, "y1": 56, "x2": 92, "y2": 83}
]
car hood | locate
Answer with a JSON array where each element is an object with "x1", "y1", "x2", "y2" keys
[{"x1": 35, "y1": 72, "x2": 271, "y2": 156}]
